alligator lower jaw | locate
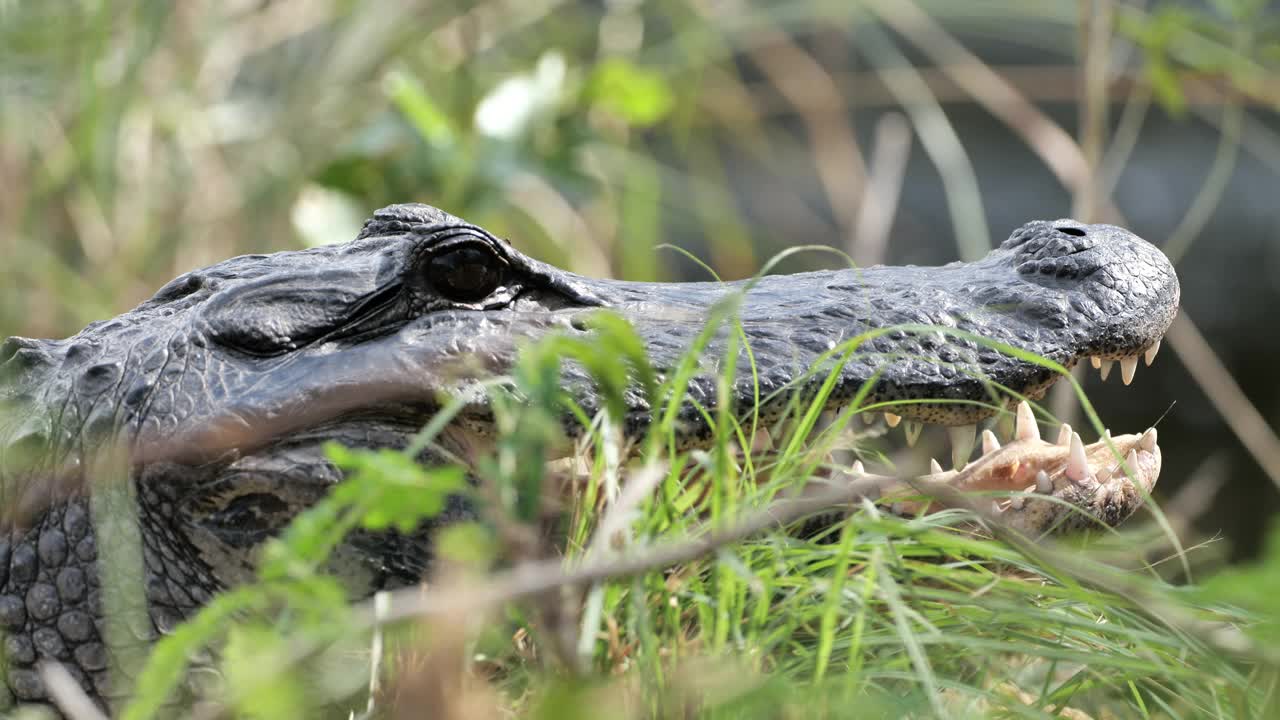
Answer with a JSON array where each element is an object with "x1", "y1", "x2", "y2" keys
[
  {"x1": 840, "y1": 400, "x2": 1161, "y2": 535},
  {"x1": 541, "y1": 395, "x2": 1160, "y2": 536}
]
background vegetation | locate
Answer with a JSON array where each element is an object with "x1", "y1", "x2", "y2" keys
[{"x1": 4, "y1": 0, "x2": 1280, "y2": 717}]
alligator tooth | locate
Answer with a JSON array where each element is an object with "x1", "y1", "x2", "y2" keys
[
  {"x1": 884, "y1": 412, "x2": 902, "y2": 428},
  {"x1": 1101, "y1": 428, "x2": 1113, "y2": 444},
  {"x1": 1099, "y1": 359, "x2": 1114, "y2": 381},
  {"x1": 929, "y1": 457, "x2": 944, "y2": 475},
  {"x1": 1066, "y1": 432, "x2": 1089, "y2": 483},
  {"x1": 851, "y1": 460, "x2": 866, "y2": 475},
  {"x1": 1125, "y1": 448, "x2": 1139, "y2": 472},
  {"x1": 1145, "y1": 339, "x2": 1161, "y2": 366},
  {"x1": 1014, "y1": 400, "x2": 1039, "y2": 441},
  {"x1": 1120, "y1": 356, "x2": 1138, "y2": 385},
  {"x1": 1009, "y1": 494, "x2": 1026, "y2": 510},
  {"x1": 949, "y1": 425, "x2": 976, "y2": 470},
  {"x1": 1056, "y1": 423, "x2": 1073, "y2": 446},
  {"x1": 1035, "y1": 470, "x2": 1052, "y2": 493},
  {"x1": 904, "y1": 421, "x2": 923, "y2": 447},
  {"x1": 981, "y1": 429, "x2": 1001, "y2": 455},
  {"x1": 1139, "y1": 427, "x2": 1157, "y2": 452},
  {"x1": 1090, "y1": 356, "x2": 1102, "y2": 369}
]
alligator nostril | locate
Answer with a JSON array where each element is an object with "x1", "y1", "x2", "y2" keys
[{"x1": 1056, "y1": 226, "x2": 1086, "y2": 237}]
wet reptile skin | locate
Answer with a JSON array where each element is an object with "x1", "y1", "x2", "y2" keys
[{"x1": 0, "y1": 204, "x2": 1179, "y2": 711}]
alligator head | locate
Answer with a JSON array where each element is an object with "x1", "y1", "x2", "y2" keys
[{"x1": 0, "y1": 203, "x2": 1179, "y2": 710}]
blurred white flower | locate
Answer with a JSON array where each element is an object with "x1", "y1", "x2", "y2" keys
[{"x1": 474, "y1": 51, "x2": 566, "y2": 139}]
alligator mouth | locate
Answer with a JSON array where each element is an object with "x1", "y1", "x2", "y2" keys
[{"x1": 852, "y1": 337, "x2": 1167, "y2": 471}]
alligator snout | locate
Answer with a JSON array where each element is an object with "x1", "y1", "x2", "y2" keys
[{"x1": 997, "y1": 220, "x2": 1178, "y2": 389}]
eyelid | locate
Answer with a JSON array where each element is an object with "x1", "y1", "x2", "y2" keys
[
  {"x1": 425, "y1": 241, "x2": 508, "y2": 272},
  {"x1": 416, "y1": 227, "x2": 506, "y2": 260}
]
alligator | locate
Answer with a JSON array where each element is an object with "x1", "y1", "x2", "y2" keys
[{"x1": 0, "y1": 203, "x2": 1179, "y2": 713}]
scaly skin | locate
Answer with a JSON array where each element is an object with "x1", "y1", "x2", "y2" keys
[{"x1": 0, "y1": 204, "x2": 1178, "y2": 711}]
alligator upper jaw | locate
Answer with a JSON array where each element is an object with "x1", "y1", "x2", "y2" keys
[{"x1": 533, "y1": 220, "x2": 1178, "y2": 433}]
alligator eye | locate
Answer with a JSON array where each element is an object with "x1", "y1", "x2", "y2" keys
[{"x1": 426, "y1": 244, "x2": 505, "y2": 303}]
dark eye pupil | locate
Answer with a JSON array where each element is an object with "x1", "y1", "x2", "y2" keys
[{"x1": 427, "y1": 246, "x2": 502, "y2": 302}]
